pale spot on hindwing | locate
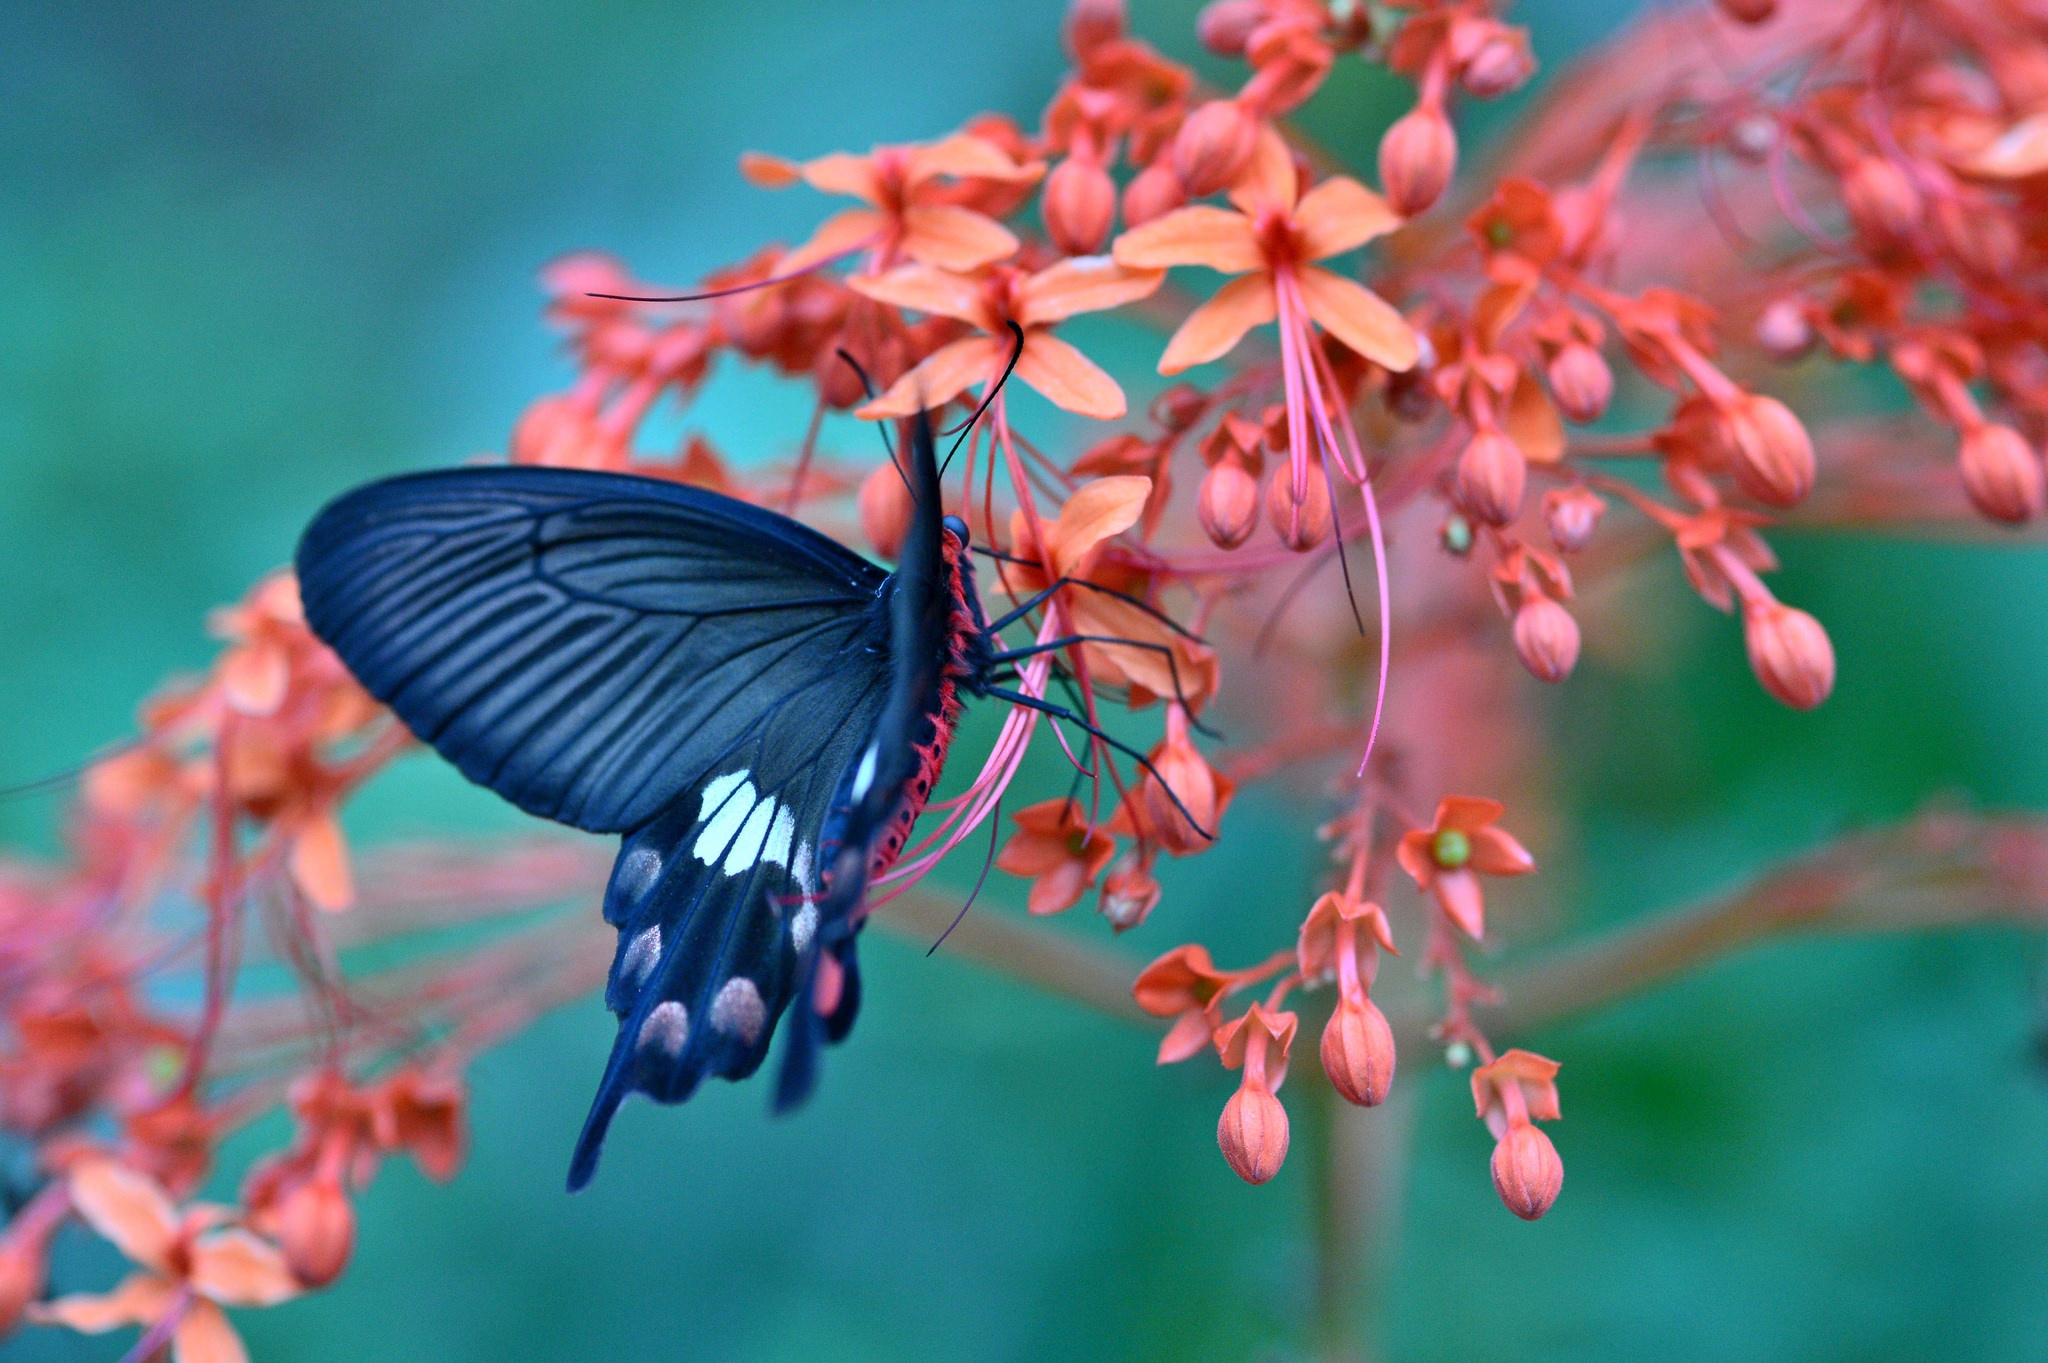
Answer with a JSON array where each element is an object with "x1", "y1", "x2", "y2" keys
[
  {"x1": 620, "y1": 925, "x2": 662, "y2": 985},
  {"x1": 709, "y1": 977, "x2": 767, "y2": 1044},
  {"x1": 851, "y1": 743, "x2": 878, "y2": 800},
  {"x1": 614, "y1": 846, "x2": 662, "y2": 902},
  {"x1": 723, "y1": 798, "x2": 776, "y2": 875},
  {"x1": 790, "y1": 901, "x2": 819, "y2": 954},
  {"x1": 693, "y1": 774, "x2": 757, "y2": 865},
  {"x1": 637, "y1": 1000, "x2": 689, "y2": 1056},
  {"x1": 692, "y1": 770, "x2": 804, "y2": 878},
  {"x1": 763, "y1": 805, "x2": 795, "y2": 872}
]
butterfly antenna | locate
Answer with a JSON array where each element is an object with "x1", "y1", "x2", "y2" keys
[
  {"x1": 585, "y1": 247, "x2": 858, "y2": 305},
  {"x1": 939, "y1": 321, "x2": 1026, "y2": 479},
  {"x1": 0, "y1": 739, "x2": 143, "y2": 803},
  {"x1": 983, "y1": 686, "x2": 1215, "y2": 841},
  {"x1": 928, "y1": 794, "x2": 1004, "y2": 955},
  {"x1": 835, "y1": 348, "x2": 913, "y2": 496}
]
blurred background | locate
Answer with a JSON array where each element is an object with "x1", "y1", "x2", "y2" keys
[{"x1": 4, "y1": 1, "x2": 2047, "y2": 1359}]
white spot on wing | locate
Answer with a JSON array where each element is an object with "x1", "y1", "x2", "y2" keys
[
  {"x1": 698, "y1": 770, "x2": 748, "y2": 822},
  {"x1": 723, "y1": 797, "x2": 777, "y2": 876},
  {"x1": 637, "y1": 1000, "x2": 689, "y2": 1055},
  {"x1": 851, "y1": 744, "x2": 878, "y2": 800},
  {"x1": 790, "y1": 901, "x2": 818, "y2": 953},
  {"x1": 693, "y1": 777, "x2": 757, "y2": 865},
  {"x1": 792, "y1": 842, "x2": 815, "y2": 894},
  {"x1": 762, "y1": 805, "x2": 796, "y2": 871},
  {"x1": 614, "y1": 847, "x2": 661, "y2": 901},
  {"x1": 709, "y1": 977, "x2": 766, "y2": 1045},
  {"x1": 620, "y1": 925, "x2": 661, "y2": 984}
]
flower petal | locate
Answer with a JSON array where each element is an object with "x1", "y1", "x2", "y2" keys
[
  {"x1": 219, "y1": 642, "x2": 288, "y2": 717},
  {"x1": 1157, "y1": 273, "x2": 1276, "y2": 375},
  {"x1": 737, "y1": 152, "x2": 802, "y2": 188},
  {"x1": 1296, "y1": 266, "x2": 1419, "y2": 371},
  {"x1": 187, "y1": 1229, "x2": 300, "y2": 1308},
  {"x1": 1226, "y1": 122, "x2": 1296, "y2": 216},
  {"x1": 778, "y1": 207, "x2": 882, "y2": 273},
  {"x1": 68, "y1": 1159, "x2": 180, "y2": 1272},
  {"x1": 857, "y1": 335, "x2": 1005, "y2": 419},
  {"x1": 1015, "y1": 332, "x2": 1128, "y2": 420},
  {"x1": 1467, "y1": 826, "x2": 1536, "y2": 877},
  {"x1": 1433, "y1": 868, "x2": 1486, "y2": 939},
  {"x1": 1113, "y1": 205, "x2": 1262, "y2": 273},
  {"x1": 289, "y1": 810, "x2": 354, "y2": 913},
  {"x1": 1049, "y1": 475, "x2": 1153, "y2": 577},
  {"x1": 847, "y1": 262, "x2": 989, "y2": 326},
  {"x1": 1436, "y1": 796, "x2": 1507, "y2": 832},
  {"x1": 30, "y1": 1273, "x2": 175, "y2": 1334},
  {"x1": 798, "y1": 151, "x2": 882, "y2": 203},
  {"x1": 173, "y1": 1299, "x2": 249, "y2": 1363},
  {"x1": 906, "y1": 133, "x2": 1042, "y2": 185},
  {"x1": 1295, "y1": 176, "x2": 1402, "y2": 259},
  {"x1": 898, "y1": 205, "x2": 1020, "y2": 270},
  {"x1": 1015, "y1": 256, "x2": 1164, "y2": 327},
  {"x1": 1158, "y1": 1010, "x2": 1216, "y2": 1064}
]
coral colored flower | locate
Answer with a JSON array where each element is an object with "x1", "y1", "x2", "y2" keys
[
  {"x1": 1132, "y1": 943, "x2": 1280, "y2": 1064},
  {"x1": 1396, "y1": 797, "x2": 1535, "y2": 940},
  {"x1": 852, "y1": 256, "x2": 1163, "y2": 420},
  {"x1": 32, "y1": 1158, "x2": 298, "y2": 1363},
  {"x1": 1299, "y1": 890, "x2": 1399, "y2": 1106},
  {"x1": 1115, "y1": 703, "x2": 1234, "y2": 855},
  {"x1": 1214, "y1": 1003, "x2": 1297, "y2": 1184},
  {"x1": 994, "y1": 798, "x2": 1117, "y2": 915},
  {"x1": 741, "y1": 134, "x2": 1044, "y2": 272},
  {"x1": 1472, "y1": 1048, "x2": 1564, "y2": 1219}
]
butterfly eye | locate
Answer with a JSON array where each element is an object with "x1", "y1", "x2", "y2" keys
[{"x1": 941, "y1": 514, "x2": 971, "y2": 546}]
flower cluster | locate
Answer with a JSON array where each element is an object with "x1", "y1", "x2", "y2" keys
[{"x1": 11, "y1": 0, "x2": 2048, "y2": 1351}]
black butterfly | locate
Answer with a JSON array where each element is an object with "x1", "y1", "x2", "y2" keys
[{"x1": 295, "y1": 406, "x2": 1204, "y2": 1189}]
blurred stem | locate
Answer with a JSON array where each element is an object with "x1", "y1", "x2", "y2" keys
[{"x1": 1308, "y1": 1073, "x2": 1419, "y2": 1363}]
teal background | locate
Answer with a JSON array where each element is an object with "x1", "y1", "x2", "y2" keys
[{"x1": 4, "y1": 2, "x2": 2046, "y2": 1359}]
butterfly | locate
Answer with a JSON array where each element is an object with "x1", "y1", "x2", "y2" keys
[{"x1": 294, "y1": 402, "x2": 1203, "y2": 1189}]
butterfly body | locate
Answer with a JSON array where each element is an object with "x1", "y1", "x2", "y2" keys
[{"x1": 296, "y1": 416, "x2": 990, "y2": 1189}]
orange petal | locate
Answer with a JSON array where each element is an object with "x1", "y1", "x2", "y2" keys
[
  {"x1": 738, "y1": 152, "x2": 802, "y2": 188},
  {"x1": 1015, "y1": 256, "x2": 1164, "y2": 327},
  {"x1": 1437, "y1": 795, "x2": 1506, "y2": 832},
  {"x1": 289, "y1": 810, "x2": 355, "y2": 912},
  {"x1": 898, "y1": 205, "x2": 1020, "y2": 270},
  {"x1": 1959, "y1": 112, "x2": 2048, "y2": 178},
  {"x1": 29, "y1": 1272, "x2": 176, "y2": 1334},
  {"x1": 188, "y1": 1229, "x2": 301, "y2": 1308},
  {"x1": 779, "y1": 207, "x2": 882, "y2": 273},
  {"x1": 847, "y1": 262, "x2": 990, "y2": 326},
  {"x1": 907, "y1": 132, "x2": 1042, "y2": 185},
  {"x1": 1158, "y1": 1011, "x2": 1215, "y2": 1064},
  {"x1": 1157, "y1": 273, "x2": 1275, "y2": 374},
  {"x1": 798, "y1": 151, "x2": 882, "y2": 203},
  {"x1": 1225, "y1": 122, "x2": 1296, "y2": 216},
  {"x1": 857, "y1": 335, "x2": 1005, "y2": 419},
  {"x1": 68, "y1": 1159, "x2": 179, "y2": 1271},
  {"x1": 1504, "y1": 371, "x2": 1566, "y2": 464},
  {"x1": 1467, "y1": 826, "x2": 1536, "y2": 877},
  {"x1": 1049, "y1": 475, "x2": 1153, "y2": 577},
  {"x1": 173, "y1": 1299, "x2": 250, "y2": 1363},
  {"x1": 1112, "y1": 205, "x2": 1261, "y2": 273},
  {"x1": 1295, "y1": 176, "x2": 1401, "y2": 260},
  {"x1": 1296, "y1": 265, "x2": 1419, "y2": 371},
  {"x1": 219, "y1": 641, "x2": 288, "y2": 717},
  {"x1": 1433, "y1": 868, "x2": 1486, "y2": 939},
  {"x1": 1015, "y1": 332, "x2": 1128, "y2": 420}
]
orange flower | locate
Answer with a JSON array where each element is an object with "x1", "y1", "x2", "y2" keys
[
  {"x1": 1132, "y1": 943, "x2": 1253, "y2": 1064},
  {"x1": 1214, "y1": 1003, "x2": 1298, "y2": 1184},
  {"x1": 852, "y1": 256, "x2": 1164, "y2": 419},
  {"x1": 994, "y1": 798, "x2": 1117, "y2": 916},
  {"x1": 741, "y1": 134, "x2": 1043, "y2": 272},
  {"x1": 1395, "y1": 797, "x2": 1535, "y2": 939},
  {"x1": 1472, "y1": 1048, "x2": 1564, "y2": 1219},
  {"x1": 32, "y1": 1158, "x2": 298, "y2": 1363}
]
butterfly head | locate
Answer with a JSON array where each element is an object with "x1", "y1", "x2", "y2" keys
[{"x1": 941, "y1": 514, "x2": 970, "y2": 547}]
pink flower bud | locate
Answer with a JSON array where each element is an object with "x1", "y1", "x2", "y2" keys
[
  {"x1": 1461, "y1": 33, "x2": 1535, "y2": 98},
  {"x1": 1122, "y1": 159, "x2": 1188, "y2": 228},
  {"x1": 1199, "y1": 458, "x2": 1261, "y2": 549},
  {"x1": 1716, "y1": 0, "x2": 1776, "y2": 22},
  {"x1": 1218, "y1": 1081, "x2": 1290, "y2": 1183},
  {"x1": 1755, "y1": 298, "x2": 1814, "y2": 361},
  {"x1": 1065, "y1": 0, "x2": 1126, "y2": 59},
  {"x1": 1099, "y1": 851, "x2": 1162, "y2": 931},
  {"x1": 1542, "y1": 486, "x2": 1606, "y2": 552},
  {"x1": 1152, "y1": 383, "x2": 1208, "y2": 432},
  {"x1": 1959, "y1": 423, "x2": 2046, "y2": 524},
  {"x1": 1841, "y1": 155, "x2": 1922, "y2": 243},
  {"x1": 1321, "y1": 995, "x2": 1396, "y2": 1107},
  {"x1": 1268, "y1": 461, "x2": 1333, "y2": 550},
  {"x1": 1197, "y1": 0, "x2": 1265, "y2": 55},
  {"x1": 1546, "y1": 341, "x2": 1612, "y2": 424},
  {"x1": 273, "y1": 1174, "x2": 356, "y2": 1288},
  {"x1": 1455, "y1": 429, "x2": 1527, "y2": 525},
  {"x1": 1043, "y1": 156, "x2": 1118, "y2": 255},
  {"x1": 1512, "y1": 596, "x2": 1581, "y2": 683},
  {"x1": 1491, "y1": 1121, "x2": 1563, "y2": 1220},
  {"x1": 1378, "y1": 104, "x2": 1457, "y2": 217},
  {"x1": 1743, "y1": 601, "x2": 1836, "y2": 710},
  {"x1": 859, "y1": 462, "x2": 915, "y2": 560},
  {"x1": 1724, "y1": 394, "x2": 1815, "y2": 507},
  {"x1": 1173, "y1": 101, "x2": 1260, "y2": 198}
]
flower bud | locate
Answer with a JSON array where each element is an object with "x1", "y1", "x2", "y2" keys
[
  {"x1": 1321, "y1": 995, "x2": 1396, "y2": 1107},
  {"x1": 859, "y1": 462, "x2": 915, "y2": 560},
  {"x1": 1455, "y1": 430, "x2": 1527, "y2": 525},
  {"x1": 273, "y1": 1174, "x2": 356, "y2": 1288},
  {"x1": 1122, "y1": 159, "x2": 1187, "y2": 228},
  {"x1": 1152, "y1": 383, "x2": 1208, "y2": 432},
  {"x1": 1743, "y1": 601, "x2": 1835, "y2": 710},
  {"x1": 1933, "y1": 196, "x2": 2021, "y2": 279},
  {"x1": 1724, "y1": 394, "x2": 1815, "y2": 507},
  {"x1": 1173, "y1": 101, "x2": 1259, "y2": 198},
  {"x1": 1099, "y1": 851, "x2": 1161, "y2": 932},
  {"x1": 1197, "y1": 0, "x2": 1265, "y2": 55},
  {"x1": 1959, "y1": 424, "x2": 2045, "y2": 524},
  {"x1": 1198, "y1": 458, "x2": 1261, "y2": 549},
  {"x1": 1841, "y1": 155, "x2": 1922, "y2": 243},
  {"x1": 1378, "y1": 104, "x2": 1457, "y2": 217},
  {"x1": 1043, "y1": 156, "x2": 1117, "y2": 256},
  {"x1": 1512, "y1": 596, "x2": 1581, "y2": 683},
  {"x1": 1491, "y1": 1121, "x2": 1563, "y2": 1220},
  {"x1": 1546, "y1": 342, "x2": 1612, "y2": 424},
  {"x1": 1268, "y1": 461, "x2": 1333, "y2": 550},
  {"x1": 1217, "y1": 1081, "x2": 1290, "y2": 1184},
  {"x1": 1542, "y1": 486, "x2": 1605, "y2": 552},
  {"x1": 1065, "y1": 0, "x2": 1125, "y2": 59},
  {"x1": 1755, "y1": 298, "x2": 1814, "y2": 361},
  {"x1": 1461, "y1": 33, "x2": 1535, "y2": 98},
  {"x1": 1716, "y1": 0, "x2": 1776, "y2": 22}
]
